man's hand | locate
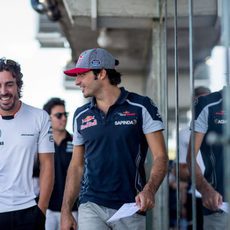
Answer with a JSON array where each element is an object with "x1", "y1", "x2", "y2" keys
[
  {"x1": 201, "y1": 185, "x2": 223, "y2": 211},
  {"x1": 61, "y1": 211, "x2": 77, "y2": 230},
  {"x1": 135, "y1": 189, "x2": 155, "y2": 212},
  {"x1": 37, "y1": 204, "x2": 47, "y2": 215}
]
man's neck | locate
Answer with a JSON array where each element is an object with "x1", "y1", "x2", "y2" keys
[
  {"x1": 53, "y1": 129, "x2": 67, "y2": 145},
  {"x1": 95, "y1": 86, "x2": 121, "y2": 114}
]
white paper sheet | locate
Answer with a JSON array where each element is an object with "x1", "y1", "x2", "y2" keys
[
  {"x1": 107, "y1": 202, "x2": 140, "y2": 223},
  {"x1": 219, "y1": 202, "x2": 229, "y2": 213}
]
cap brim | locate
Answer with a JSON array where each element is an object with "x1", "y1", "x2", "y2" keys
[{"x1": 64, "y1": 68, "x2": 91, "y2": 77}]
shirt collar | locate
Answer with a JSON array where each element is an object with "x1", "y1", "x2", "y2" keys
[{"x1": 89, "y1": 87, "x2": 129, "y2": 109}]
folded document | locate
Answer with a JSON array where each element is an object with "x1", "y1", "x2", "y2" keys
[
  {"x1": 219, "y1": 202, "x2": 229, "y2": 213},
  {"x1": 107, "y1": 203, "x2": 140, "y2": 223}
]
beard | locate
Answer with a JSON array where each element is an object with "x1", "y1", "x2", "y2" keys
[{"x1": 0, "y1": 94, "x2": 19, "y2": 112}]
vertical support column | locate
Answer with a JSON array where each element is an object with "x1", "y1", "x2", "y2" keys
[
  {"x1": 145, "y1": 14, "x2": 169, "y2": 230},
  {"x1": 173, "y1": 0, "x2": 181, "y2": 228},
  {"x1": 91, "y1": 0, "x2": 97, "y2": 30},
  {"x1": 222, "y1": 0, "x2": 230, "y2": 228},
  {"x1": 188, "y1": 0, "x2": 197, "y2": 229},
  {"x1": 145, "y1": 21, "x2": 160, "y2": 230}
]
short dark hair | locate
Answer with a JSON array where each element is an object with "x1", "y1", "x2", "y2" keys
[
  {"x1": 43, "y1": 97, "x2": 65, "y2": 115},
  {"x1": 0, "y1": 58, "x2": 23, "y2": 98},
  {"x1": 92, "y1": 69, "x2": 121, "y2": 85},
  {"x1": 194, "y1": 86, "x2": 211, "y2": 97}
]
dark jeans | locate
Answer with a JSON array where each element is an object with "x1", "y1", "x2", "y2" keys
[
  {"x1": 186, "y1": 194, "x2": 203, "y2": 230},
  {"x1": 0, "y1": 205, "x2": 46, "y2": 230}
]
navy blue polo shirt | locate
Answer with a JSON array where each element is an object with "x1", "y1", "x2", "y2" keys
[
  {"x1": 49, "y1": 132, "x2": 78, "y2": 211},
  {"x1": 72, "y1": 87, "x2": 164, "y2": 210},
  {"x1": 193, "y1": 89, "x2": 224, "y2": 215}
]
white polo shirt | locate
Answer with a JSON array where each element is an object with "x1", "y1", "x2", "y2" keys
[{"x1": 0, "y1": 102, "x2": 54, "y2": 213}]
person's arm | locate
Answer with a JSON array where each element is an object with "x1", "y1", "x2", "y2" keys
[
  {"x1": 135, "y1": 130, "x2": 168, "y2": 212},
  {"x1": 187, "y1": 132, "x2": 222, "y2": 210},
  {"x1": 38, "y1": 152, "x2": 54, "y2": 214},
  {"x1": 61, "y1": 145, "x2": 84, "y2": 230},
  {"x1": 179, "y1": 163, "x2": 190, "y2": 181},
  {"x1": 178, "y1": 129, "x2": 190, "y2": 181}
]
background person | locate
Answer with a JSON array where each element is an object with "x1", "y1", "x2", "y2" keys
[
  {"x1": 61, "y1": 48, "x2": 168, "y2": 230},
  {"x1": 43, "y1": 97, "x2": 78, "y2": 230},
  {"x1": 179, "y1": 86, "x2": 211, "y2": 230},
  {"x1": 187, "y1": 87, "x2": 228, "y2": 229},
  {"x1": 0, "y1": 58, "x2": 54, "y2": 230}
]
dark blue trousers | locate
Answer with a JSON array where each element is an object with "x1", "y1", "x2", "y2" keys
[{"x1": 0, "y1": 205, "x2": 45, "y2": 230}]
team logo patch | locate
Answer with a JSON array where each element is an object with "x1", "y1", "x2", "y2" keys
[
  {"x1": 117, "y1": 111, "x2": 137, "y2": 117},
  {"x1": 91, "y1": 59, "x2": 101, "y2": 67},
  {"x1": 82, "y1": 116, "x2": 95, "y2": 123},
  {"x1": 215, "y1": 110, "x2": 224, "y2": 115},
  {"x1": 81, "y1": 115, "x2": 97, "y2": 130}
]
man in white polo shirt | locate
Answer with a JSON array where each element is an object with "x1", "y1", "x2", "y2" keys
[{"x1": 0, "y1": 58, "x2": 55, "y2": 230}]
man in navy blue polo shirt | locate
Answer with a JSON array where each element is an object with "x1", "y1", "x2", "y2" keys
[
  {"x1": 61, "y1": 48, "x2": 168, "y2": 230},
  {"x1": 187, "y1": 87, "x2": 228, "y2": 229}
]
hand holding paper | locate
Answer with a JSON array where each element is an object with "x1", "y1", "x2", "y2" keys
[
  {"x1": 219, "y1": 202, "x2": 229, "y2": 213},
  {"x1": 107, "y1": 203, "x2": 140, "y2": 223}
]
